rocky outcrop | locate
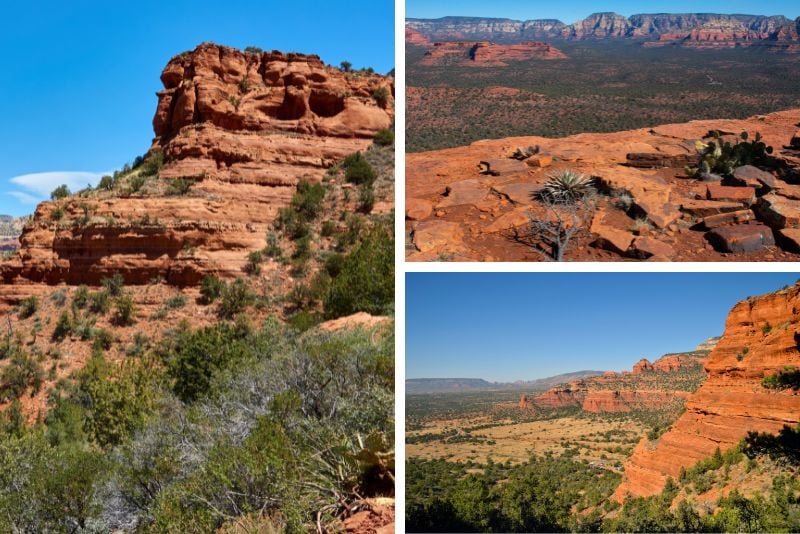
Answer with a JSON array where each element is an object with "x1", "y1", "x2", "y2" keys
[
  {"x1": 613, "y1": 284, "x2": 800, "y2": 501},
  {"x1": 419, "y1": 41, "x2": 565, "y2": 67},
  {"x1": 562, "y1": 12, "x2": 631, "y2": 39},
  {"x1": 1, "y1": 43, "x2": 393, "y2": 287},
  {"x1": 405, "y1": 28, "x2": 430, "y2": 46},
  {"x1": 582, "y1": 390, "x2": 690, "y2": 413},
  {"x1": 406, "y1": 109, "x2": 800, "y2": 262},
  {"x1": 632, "y1": 358, "x2": 654, "y2": 374}
]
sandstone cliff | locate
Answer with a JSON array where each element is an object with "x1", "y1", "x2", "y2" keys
[
  {"x1": 419, "y1": 41, "x2": 566, "y2": 66},
  {"x1": 1, "y1": 43, "x2": 393, "y2": 289},
  {"x1": 613, "y1": 284, "x2": 800, "y2": 500}
]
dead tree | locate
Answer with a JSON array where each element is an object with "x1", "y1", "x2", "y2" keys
[{"x1": 528, "y1": 194, "x2": 596, "y2": 262}]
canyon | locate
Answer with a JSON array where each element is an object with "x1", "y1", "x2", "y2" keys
[
  {"x1": 0, "y1": 43, "x2": 393, "y2": 292},
  {"x1": 406, "y1": 109, "x2": 800, "y2": 262},
  {"x1": 613, "y1": 284, "x2": 800, "y2": 501},
  {"x1": 407, "y1": 13, "x2": 800, "y2": 51}
]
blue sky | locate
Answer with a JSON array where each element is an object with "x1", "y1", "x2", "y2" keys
[
  {"x1": 406, "y1": 273, "x2": 799, "y2": 382},
  {"x1": 0, "y1": 1, "x2": 394, "y2": 217},
  {"x1": 407, "y1": 1, "x2": 799, "y2": 23}
]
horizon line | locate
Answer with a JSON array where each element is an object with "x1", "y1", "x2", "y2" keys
[{"x1": 406, "y1": 12, "x2": 800, "y2": 25}]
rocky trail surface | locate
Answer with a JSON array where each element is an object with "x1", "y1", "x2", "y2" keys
[{"x1": 406, "y1": 109, "x2": 800, "y2": 261}]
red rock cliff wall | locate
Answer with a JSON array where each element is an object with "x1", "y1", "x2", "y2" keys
[{"x1": 613, "y1": 285, "x2": 800, "y2": 501}]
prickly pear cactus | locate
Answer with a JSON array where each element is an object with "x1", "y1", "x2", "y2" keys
[{"x1": 686, "y1": 130, "x2": 773, "y2": 179}]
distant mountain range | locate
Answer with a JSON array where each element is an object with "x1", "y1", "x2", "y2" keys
[
  {"x1": 406, "y1": 13, "x2": 800, "y2": 49},
  {"x1": 406, "y1": 370, "x2": 604, "y2": 394}
]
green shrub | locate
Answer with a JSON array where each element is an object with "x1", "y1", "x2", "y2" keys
[
  {"x1": 762, "y1": 367, "x2": 800, "y2": 390},
  {"x1": 264, "y1": 232, "x2": 282, "y2": 258},
  {"x1": 372, "y1": 87, "x2": 390, "y2": 108},
  {"x1": 321, "y1": 221, "x2": 337, "y2": 237},
  {"x1": 291, "y1": 178, "x2": 326, "y2": 220},
  {"x1": 138, "y1": 151, "x2": 164, "y2": 177},
  {"x1": 50, "y1": 185, "x2": 70, "y2": 200},
  {"x1": 113, "y1": 296, "x2": 136, "y2": 326},
  {"x1": 218, "y1": 279, "x2": 255, "y2": 319},
  {"x1": 245, "y1": 250, "x2": 264, "y2": 275},
  {"x1": 761, "y1": 322, "x2": 772, "y2": 335},
  {"x1": 50, "y1": 290, "x2": 67, "y2": 307},
  {"x1": 101, "y1": 273, "x2": 125, "y2": 296},
  {"x1": 340, "y1": 60, "x2": 352, "y2": 72},
  {"x1": 92, "y1": 329, "x2": 114, "y2": 353},
  {"x1": 343, "y1": 153, "x2": 377, "y2": 186},
  {"x1": 359, "y1": 183, "x2": 375, "y2": 213},
  {"x1": 373, "y1": 128, "x2": 394, "y2": 146},
  {"x1": 52, "y1": 311, "x2": 72, "y2": 342},
  {"x1": 165, "y1": 294, "x2": 186, "y2": 309},
  {"x1": 244, "y1": 46, "x2": 263, "y2": 54},
  {"x1": 88, "y1": 290, "x2": 110, "y2": 315},
  {"x1": 72, "y1": 285, "x2": 89, "y2": 309},
  {"x1": 18, "y1": 296, "x2": 38, "y2": 319},
  {"x1": 97, "y1": 175, "x2": 115, "y2": 191},
  {"x1": 50, "y1": 207, "x2": 65, "y2": 221},
  {"x1": 324, "y1": 253, "x2": 345, "y2": 277},
  {"x1": 200, "y1": 275, "x2": 224, "y2": 304},
  {"x1": 0, "y1": 349, "x2": 44, "y2": 401},
  {"x1": 167, "y1": 178, "x2": 193, "y2": 196},
  {"x1": 129, "y1": 175, "x2": 147, "y2": 193},
  {"x1": 325, "y1": 226, "x2": 393, "y2": 318}
]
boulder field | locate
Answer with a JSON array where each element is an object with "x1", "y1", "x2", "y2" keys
[
  {"x1": 0, "y1": 43, "x2": 393, "y2": 294},
  {"x1": 613, "y1": 284, "x2": 800, "y2": 500},
  {"x1": 406, "y1": 109, "x2": 800, "y2": 261}
]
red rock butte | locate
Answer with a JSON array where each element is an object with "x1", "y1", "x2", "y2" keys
[
  {"x1": 613, "y1": 285, "x2": 800, "y2": 501},
  {"x1": 0, "y1": 43, "x2": 394, "y2": 295}
]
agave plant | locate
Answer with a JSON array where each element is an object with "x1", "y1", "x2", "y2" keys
[{"x1": 542, "y1": 170, "x2": 595, "y2": 202}]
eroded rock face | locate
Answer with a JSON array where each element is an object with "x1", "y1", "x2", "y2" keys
[
  {"x1": 2, "y1": 43, "x2": 394, "y2": 287},
  {"x1": 613, "y1": 285, "x2": 800, "y2": 501},
  {"x1": 419, "y1": 41, "x2": 566, "y2": 67}
]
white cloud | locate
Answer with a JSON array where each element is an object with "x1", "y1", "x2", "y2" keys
[
  {"x1": 7, "y1": 191, "x2": 41, "y2": 205},
  {"x1": 9, "y1": 171, "x2": 107, "y2": 198}
]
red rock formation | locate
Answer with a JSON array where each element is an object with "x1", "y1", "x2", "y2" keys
[
  {"x1": 1, "y1": 43, "x2": 394, "y2": 288},
  {"x1": 582, "y1": 390, "x2": 690, "y2": 413},
  {"x1": 405, "y1": 28, "x2": 430, "y2": 46},
  {"x1": 613, "y1": 284, "x2": 800, "y2": 501},
  {"x1": 533, "y1": 380, "x2": 588, "y2": 408},
  {"x1": 632, "y1": 358, "x2": 654, "y2": 374},
  {"x1": 419, "y1": 41, "x2": 565, "y2": 67}
]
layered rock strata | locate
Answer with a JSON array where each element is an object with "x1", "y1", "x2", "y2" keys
[
  {"x1": 613, "y1": 285, "x2": 800, "y2": 500},
  {"x1": 1, "y1": 43, "x2": 394, "y2": 288}
]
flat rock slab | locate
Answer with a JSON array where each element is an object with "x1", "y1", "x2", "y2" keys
[
  {"x1": 777, "y1": 228, "x2": 800, "y2": 252},
  {"x1": 706, "y1": 185, "x2": 755, "y2": 205},
  {"x1": 492, "y1": 182, "x2": 544, "y2": 205},
  {"x1": 406, "y1": 198, "x2": 433, "y2": 220},
  {"x1": 731, "y1": 165, "x2": 777, "y2": 189},
  {"x1": 412, "y1": 220, "x2": 464, "y2": 253},
  {"x1": 701, "y1": 209, "x2": 755, "y2": 229},
  {"x1": 629, "y1": 237, "x2": 674, "y2": 260},
  {"x1": 625, "y1": 152, "x2": 697, "y2": 169},
  {"x1": 755, "y1": 193, "x2": 800, "y2": 229},
  {"x1": 483, "y1": 207, "x2": 531, "y2": 233},
  {"x1": 590, "y1": 214, "x2": 635, "y2": 255},
  {"x1": 706, "y1": 223, "x2": 775, "y2": 253},
  {"x1": 680, "y1": 199, "x2": 743, "y2": 217},
  {"x1": 478, "y1": 159, "x2": 528, "y2": 176},
  {"x1": 525, "y1": 155, "x2": 552, "y2": 168},
  {"x1": 774, "y1": 183, "x2": 800, "y2": 201},
  {"x1": 437, "y1": 179, "x2": 489, "y2": 208},
  {"x1": 593, "y1": 166, "x2": 678, "y2": 228}
]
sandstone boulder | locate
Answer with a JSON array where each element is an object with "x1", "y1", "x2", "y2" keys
[
  {"x1": 755, "y1": 193, "x2": 800, "y2": 229},
  {"x1": 700, "y1": 209, "x2": 754, "y2": 229},
  {"x1": 406, "y1": 198, "x2": 433, "y2": 221},
  {"x1": 705, "y1": 184, "x2": 755, "y2": 205},
  {"x1": 731, "y1": 165, "x2": 777, "y2": 189},
  {"x1": 437, "y1": 179, "x2": 489, "y2": 208},
  {"x1": 629, "y1": 237, "x2": 674, "y2": 260},
  {"x1": 706, "y1": 223, "x2": 775, "y2": 253}
]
